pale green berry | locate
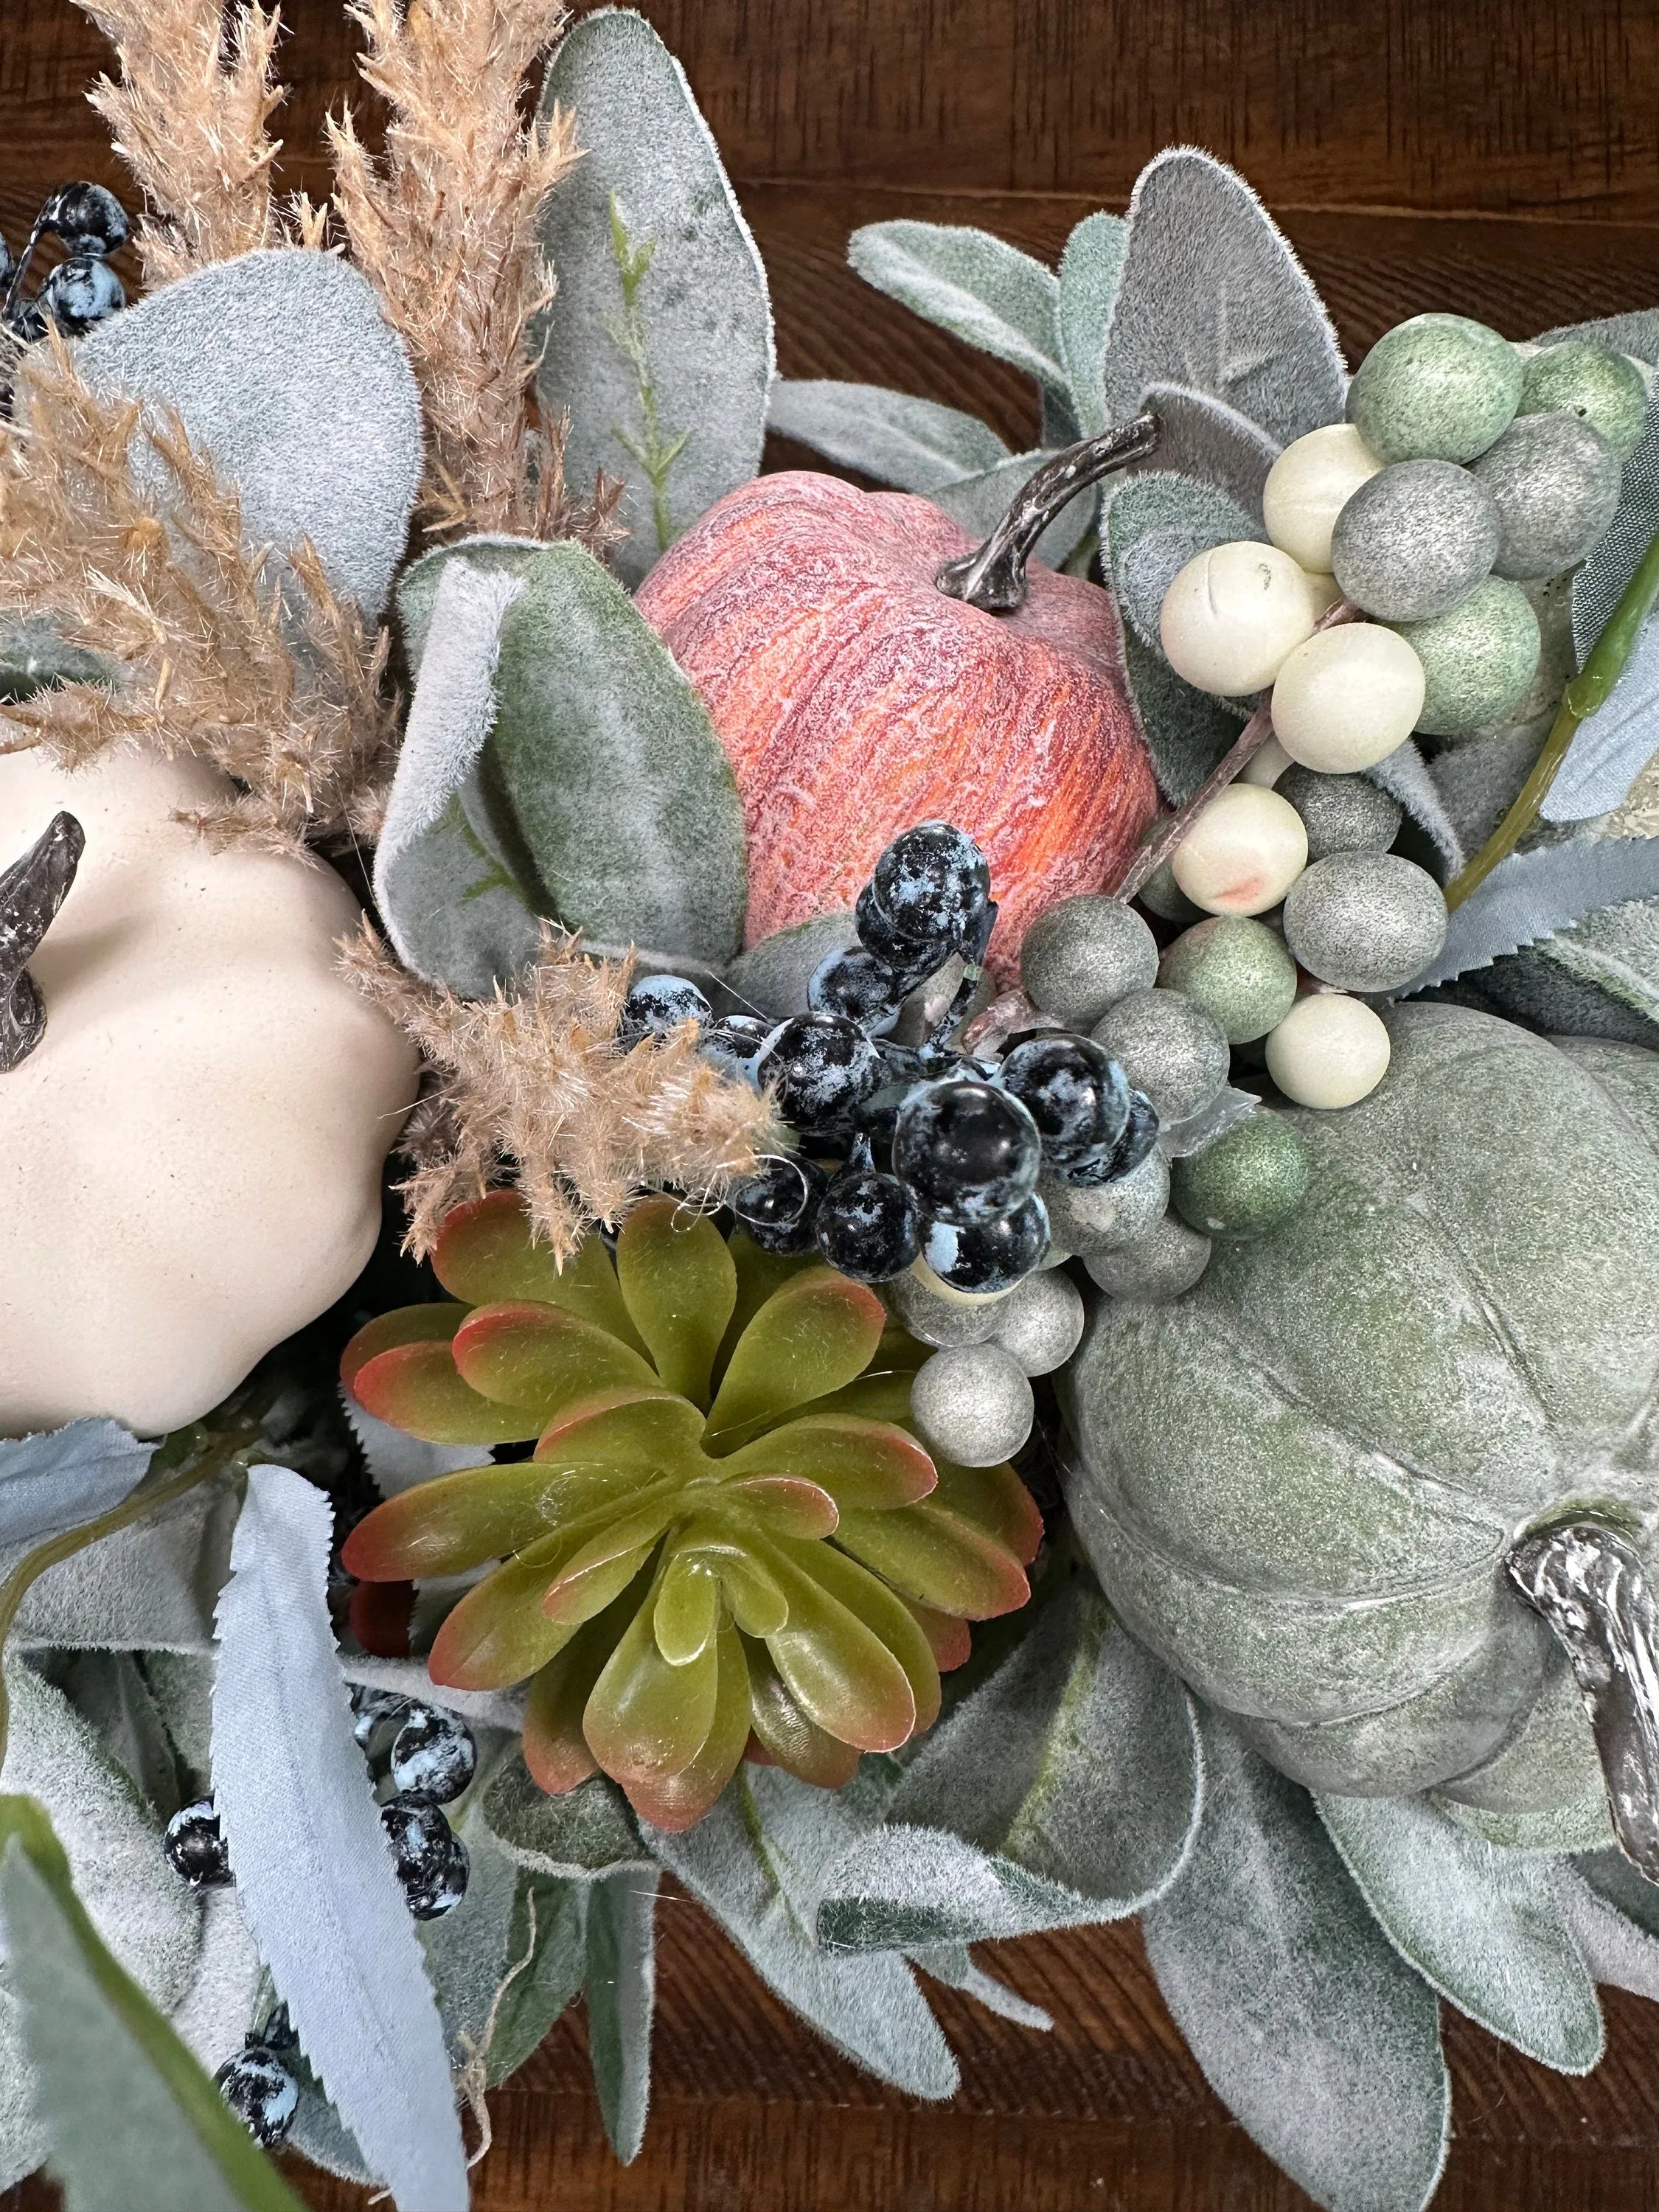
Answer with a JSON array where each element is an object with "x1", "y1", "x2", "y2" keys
[
  {"x1": 1092, "y1": 987, "x2": 1231, "y2": 1125},
  {"x1": 1171, "y1": 1113, "x2": 1310, "y2": 1239},
  {"x1": 1020, "y1": 894, "x2": 1158, "y2": 1029},
  {"x1": 1349, "y1": 313, "x2": 1523, "y2": 464},
  {"x1": 1520, "y1": 341, "x2": 1649, "y2": 459},
  {"x1": 1276, "y1": 768, "x2": 1402, "y2": 861},
  {"x1": 1394, "y1": 577, "x2": 1541, "y2": 737},
  {"x1": 1084, "y1": 1211, "x2": 1212, "y2": 1301},
  {"x1": 1158, "y1": 916, "x2": 1298, "y2": 1045}
]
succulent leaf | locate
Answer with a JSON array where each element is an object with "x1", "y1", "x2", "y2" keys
[
  {"x1": 614, "y1": 1197, "x2": 737, "y2": 1404},
  {"x1": 543, "y1": 1498, "x2": 686, "y2": 1624},
  {"x1": 428, "y1": 1550, "x2": 582, "y2": 1689},
  {"x1": 758, "y1": 1542, "x2": 919, "y2": 1752},
  {"x1": 653, "y1": 1554, "x2": 723, "y2": 1666},
  {"x1": 931, "y1": 1459, "x2": 1046, "y2": 1565},
  {"x1": 453, "y1": 1301, "x2": 661, "y2": 1419},
  {"x1": 352, "y1": 1335, "x2": 543, "y2": 1445},
  {"x1": 341, "y1": 1304, "x2": 468, "y2": 1394},
  {"x1": 627, "y1": 1624, "x2": 754, "y2": 1831},
  {"x1": 584, "y1": 1584, "x2": 723, "y2": 1786},
  {"x1": 744, "y1": 1639, "x2": 865, "y2": 1789},
  {"x1": 704, "y1": 1268, "x2": 887, "y2": 1444},
  {"x1": 779, "y1": 1535, "x2": 945, "y2": 1735},
  {"x1": 718, "y1": 1475, "x2": 841, "y2": 1540},
  {"x1": 435, "y1": 1193, "x2": 647, "y2": 1352},
  {"x1": 722, "y1": 1416, "x2": 937, "y2": 1510},
  {"x1": 833, "y1": 1503, "x2": 1032, "y2": 1620}
]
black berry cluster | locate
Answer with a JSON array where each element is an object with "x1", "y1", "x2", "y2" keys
[
  {"x1": 617, "y1": 822, "x2": 1163, "y2": 1295},
  {"x1": 1, "y1": 183, "x2": 129, "y2": 355}
]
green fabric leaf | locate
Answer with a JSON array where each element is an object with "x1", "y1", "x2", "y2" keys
[
  {"x1": 1141, "y1": 1710, "x2": 1448, "y2": 2212},
  {"x1": 1102, "y1": 148, "x2": 1346, "y2": 447},
  {"x1": 7, "y1": 1480, "x2": 239, "y2": 1658},
  {"x1": 583, "y1": 1868, "x2": 658, "y2": 2164},
  {"x1": 646, "y1": 1767, "x2": 959, "y2": 2098},
  {"x1": 484, "y1": 1874, "x2": 588, "y2": 2086},
  {"x1": 538, "y1": 8, "x2": 774, "y2": 588},
  {"x1": 481, "y1": 1755, "x2": 655, "y2": 1879},
  {"x1": 765, "y1": 380, "x2": 1012, "y2": 493},
  {"x1": 1057, "y1": 212, "x2": 1127, "y2": 437},
  {"x1": 0, "y1": 1986, "x2": 43, "y2": 2191},
  {"x1": 486, "y1": 541, "x2": 747, "y2": 961},
  {"x1": 1315, "y1": 1792, "x2": 1601, "y2": 2071},
  {"x1": 848, "y1": 221, "x2": 1065, "y2": 394},
  {"x1": 375, "y1": 554, "x2": 543, "y2": 998},
  {"x1": 930, "y1": 448, "x2": 1092, "y2": 569},
  {"x1": 816, "y1": 1584, "x2": 1199, "y2": 1947},
  {"x1": 0, "y1": 1798, "x2": 305, "y2": 2212}
]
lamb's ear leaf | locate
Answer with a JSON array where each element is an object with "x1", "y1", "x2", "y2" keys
[
  {"x1": 931, "y1": 448, "x2": 1091, "y2": 569},
  {"x1": 6, "y1": 1479, "x2": 237, "y2": 1658},
  {"x1": 0, "y1": 617, "x2": 111, "y2": 706},
  {"x1": 165, "y1": 1889, "x2": 262, "y2": 2080},
  {"x1": 374, "y1": 555, "x2": 544, "y2": 999},
  {"x1": 485, "y1": 541, "x2": 746, "y2": 962},
  {"x1": 1138, "y1": 383, "x2": 1280, "y2": 530},
  {"x1": 906, "y1": 1941, "x2": 1054, "y2": 2030},
  {"x1": 815, "y1": 1585, "x2": 1200, "y2": 1947},
  {"x1": 644, "y1": 1767, "x2": 960, "y2": 2098},
  {"x1": 1559, "y1": 1850, "x2": 1659, "y2": 2000},
  {"x1": 1367, "y1": 740, "x2": 1467, "y2": 877},
  {"x1": 75, "y1": 248, "x2": 422, "y2": 625},
  {"x1": 583, "y1": 1867, "x2": 658, "y2": 2164},
  {"x1": 538, "y1": 8, "x2": 773, "y2": 588},
  {"x1": 1403, "y1": 838, "x2": 1659, "y2": 992},
  {"x1": 765, "y1": 380, "x2": 1012, "y2": 493},
  {"x1": 484, "y1": 1874, "x2": 588, "y2": 2086},
  {"x1": 1102, "y1": 147, "x2": 1346, "y2": 447},
  {"x1": 415, "y1": 1802, "x2": 521, "y2": 2067},
  {"x1": 1057, "y1": 212, "x2": 1127, "y2": 437},
  {"x1": 1140, "y1": 1709, "x2": 1449, "y2": 2212},
  {"x1": 1315, "y1": 1791, "x2": 1602, "y2": 2071},
  {"x1": 0, "y1": 1797, "x2": 305, "y2": 2212},
  {"x1": 848, "y1": 220, "x2": 1065, "y2": 394},
  {"x1": 52, "y1": 1651, "x2": 184, "y2": 1823},
  {"x1": 480, "y1": 1755, "x2": 655, "y2": 1880}
]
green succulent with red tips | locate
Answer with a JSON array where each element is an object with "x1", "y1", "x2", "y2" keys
[{"x1": 340, "y1": 1189, "x2": 1041, "y2": 1829}]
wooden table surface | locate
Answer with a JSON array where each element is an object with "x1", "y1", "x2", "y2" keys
[{"x1": 6, "y1": 4, "x2": 1659, "y2": 2207}]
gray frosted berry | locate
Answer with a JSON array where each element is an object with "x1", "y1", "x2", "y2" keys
[
  {"x1": 1038, "y1": 1144, "x2": 1169, "y2": 1256},
  {"x1": 1084, "y1": 1211, "x2": 1212, "y2": 1301},
  {"x1": 1331, "y1": 460, "x2": 1499, "y2": 623},
  {"x1": 1348, "y1": 313, "x2": 1522, "y2": 465},
  {"x1": 1470, "y1": 412, "x2": 1623, "y2": 582},
  {"x1": 724, "y1": 914, "x2": 858, "y2": 1019},
  {"x1": 1091, "y1": 987, "x2": 1229, "y2": 1126},
  {"x1": 390, "y1": 1705, "x2": 478, "y2": 1804},
  {"x1": 987, "y1": 1267, "x2": 1085, "y2": 1376},
  {"x1": 1281, "y1": 852, "x2": 1449, "y2": 992},
  {"x1": 1019, "y1": 895, "x2": 1158, "y2": 1029},
  {"x1": 885, "y1": 1265, "x2": 1009, "y2": 1348},
  {"x1": 1394, "y1": 578, "x2": 1541, "y2": 738},
  {"x1": 908, "y1": 1343, "x2": 1034, "y2": 1467},
  {"x1": 1520, "y1": 341, "x2": 1649, "y2": 460},
  {"x1": 1275, "y1": 768, "x2": 1403, "y2": 863}
]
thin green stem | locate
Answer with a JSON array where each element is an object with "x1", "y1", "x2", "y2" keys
[
  {"x1": 1446, "y1": 524, "x2": 1659, "y2": 910},
  {"x1": 0, "y1": 1404, "x2": 268, "y2": 1773}
]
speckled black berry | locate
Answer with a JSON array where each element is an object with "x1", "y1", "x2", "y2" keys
[
  {"x1": 815, "y1": 1166, "x2": 925, "y2": 1282},
  {"x1": 164, "y1": 1798, "x2": 232, "y2": 1889},
  {"x1": 38, "y1": 254, "x2": 123, "y2": 335},
  {"x1": 381, "y1": 1792, "x2": 469, "y2": 1920},
  {"x1": 755, "y1": 1012, "x2": 884, "y2": 1128},
  {"x1": 807, "y1": 945, "x2": 909, "y2": 1035},
  {"x1": 892, "y1": 1078, "x2": 1043, "y2": 1226},
  {"x1": 700, "y1": 1012, "x2": 772, "y2": 1082},
  {"x1": 390, "y1": 1705, "x2": 477, "y2": 1805},
  {"x1": 215, "y1": 2045, "x2": 299, "y2": 2146},
  {"x1": 41, "y1": 181, "x2": 130, "y2": 258},
  {"x1": 1051, "y1": 1089, "x2": 1161, "y2": 1187},
  {"x1": 619, "y1": 973, "x2": 712, "y2": 1046},
  {"x1": 349, "y1": 1683, "x2": 408, "y2": 1749},
  {"x1": 998, "y1": 1034, "x2": 1131, "y2": 1158},
  {"x1": 731, "y1": 1155, "x2": 828, "y2": 1254},
  {"x1": 854, "y1": 880, "x2": 947, "y2": 979},
  {"x1": 922, "y1": 1194, "x2": 1051, "y2": 1295}
]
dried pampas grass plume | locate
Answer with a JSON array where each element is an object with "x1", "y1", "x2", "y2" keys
[
  {"x1": 0, "y1": 335, "x2": 397, "y2": 854},
  {"x1": 73, "y1": 0, "x2": 310, "y2": 286},
  {"x1": 342, "y1": 923, "x2": 785, "y2": 1262},
  {"x1": 329, "y1": 0, "x2": 585, "y2": 538}
]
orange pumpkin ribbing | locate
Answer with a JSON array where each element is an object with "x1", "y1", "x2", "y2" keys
[{"x1": 634, "y1": 472, "x2": 1158, "y2": 976}]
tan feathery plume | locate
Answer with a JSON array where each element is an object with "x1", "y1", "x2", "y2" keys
[
  {"x1": 0, "y1": 335, "x2": 397, "y2": 855},
  {"x1": 328, "y1": 0, "x2": 584, "y2": 537},
  {"x1": 342, "y1": 923, "x2": 785, "y2": 1262},
  {"x1": 73, "y1": 0, "x2": 295, "y2": 287}
]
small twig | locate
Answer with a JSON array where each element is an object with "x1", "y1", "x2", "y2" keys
[
  {"x1": 1445, "y1": 526, "x2": 1659, "y2": 910},
  {"x1": 1110, "y1": 599, "x2": 1359, "y2": 904}
]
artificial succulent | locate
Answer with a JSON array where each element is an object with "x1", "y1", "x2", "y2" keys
[{"x1": 341, "y1": 1190, "x2": 1041, "y2": 1828}]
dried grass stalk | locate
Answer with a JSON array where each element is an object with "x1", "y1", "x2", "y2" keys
[
  {"x1": 344, "y1": 923, "x2": 785, "y2": 1261},
  {"x1": 74, "y1": 0, "x2": 294, "y2": 286},
  {"x1": 329, "y1": 0, "x2": 584, "y2": 537},
  {"x1": 0, "y1": 336, "x2": 397, "y2": 854}
]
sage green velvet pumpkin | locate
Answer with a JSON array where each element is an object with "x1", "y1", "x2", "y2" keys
[{"x1": 1063, "y1": 1003, "x2": 1659, "y2": 1815}]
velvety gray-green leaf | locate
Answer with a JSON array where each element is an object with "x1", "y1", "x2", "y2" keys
[
  {"x1": 481, "y1": 1756, "x2": 653, "y2": 1880},
  {"x1": 583, "y1": 1868, "x2": 657, "y2": 2164},
  {"x1": 1141, "y1": 1710, "x2": 1449, "y2": 2212},
  {"x1": 0, "y1": 619, "x2": 111, "y2": 706},
  {"x1": 1316, "y1": 1791, "x2": 1601, "y2": 2070},
  {"x1": 484, "y1": 1876, "x2": 587, "y2": 2087},
  {"x1": 375, "y1": 555, "x2": 543, "y2": 999},
  {"x1": 1102, "y1": 148, "x2": 1346, "y2": 447},
  {"x1": 765, "y1": 380, "x2": 1011, "y2": 493},
  {"x1": 538, "y1": 7, "x2": 773, "y2": 588},
  {"x1": 848, "y1": 220, "x2": 1065, "y2": 392},
  {"x1": 647, "y1": 1770, "x2": 959, "y2": 2098},
  {"x1": 419, "y1": 1812, "x2": 521, "y2": 2068},
  {"x1": 930, "y1": 448, "x2": 1092, "y2": 568},
  {"x1": 906, "y1": 1942, "x2": 1053, "y2": 2029},
  {"x1": 7, "y1": 1480, "x2": 238, "y2": 1658},
  {"x1": 166, "y1": 1889, "x2": 261, "y2": 2079},
  {"x1": 1535, "y1": 895, "x2": 1659, "y2": 1029},
  {"x1": 50, "y1": 1652, "x2": 184, "y2": 1823},
  {"x1": 1057, "y1": 212, "x2": 1127, "y2": 437},
  {"x1": 1139, "y1": 383, "x2": 1280, "y2": 529},
  {"x1": 1557, "y1": 1855, "x2": 1659, "y2": 2000},
  {"x1": 485, "y1": 540, "x2": 746, "y2": 961}
]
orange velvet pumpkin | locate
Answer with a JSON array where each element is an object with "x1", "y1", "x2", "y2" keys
[{"x1": 634, "y1": 471, "x2": 1158, "y2": 975}]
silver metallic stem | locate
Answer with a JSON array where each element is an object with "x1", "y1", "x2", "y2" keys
[
  {"x1": 0, "y1": 811, "x2": 83, "y2": 1072},
  {"x1": 933, "y1": 413, "x2": 1161, "y2": 613},
  {"x1": 1508, "y1": 1520, "x2": 1659, "y2": 1879}
]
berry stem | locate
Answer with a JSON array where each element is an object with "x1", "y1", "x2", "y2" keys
[
  {"x1": 1445, "y1": 524, "x2": 1659, "y2": 910},
  {"x1": 0, "y1": 811, "x2": 83, "y2": 1073},
  {"x1": 0, "y1": 1394, "x2": 271, "y2": 1772},
  {"x1": 934, "y1": 415, "x2": 1161, "y2": 613},
  {"x1": 1109, "y1": 599, "x2": 1359, "y2": 905}
]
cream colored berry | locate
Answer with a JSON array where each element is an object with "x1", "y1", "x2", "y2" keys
[
  {"x1": 1262, "y1": 425, "x2": 1383, "y2": 573},
  {"x1": 1266, "y1": 992, "x2": 1392, "y2": 1107},
  {"x1": 1270, "y1": 623, "x2": 1427, "y2": 773},
  {"x1": 1239, "y1": 734, "x2": 1294, "y2": 787},
  {"x1": 1159, "y1": 541, "x2": 1318, "y2": 695},
  {"x1": 1171, "y1": 785, "x2": 1310, "y2": 917}
]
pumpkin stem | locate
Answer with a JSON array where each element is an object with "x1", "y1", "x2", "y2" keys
[
  {"x1": 1508, "y1": 1520, "x2": 1659, "y2": 1879},
  {"x1": 0, "y1": 810, "x2": 83, "y2": 1073},
  {"x1": 933, "y1": 414, "x2": 1161, "y2": 613}
]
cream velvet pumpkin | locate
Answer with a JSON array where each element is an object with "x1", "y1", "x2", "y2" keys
[{"x1": 0, "y1": 746, "x2": 418, "y2": 1436}]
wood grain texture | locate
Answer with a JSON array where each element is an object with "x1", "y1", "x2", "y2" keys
[{"x1": 5, "y1": 3, "x2": 1659, "y2": 2206}]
